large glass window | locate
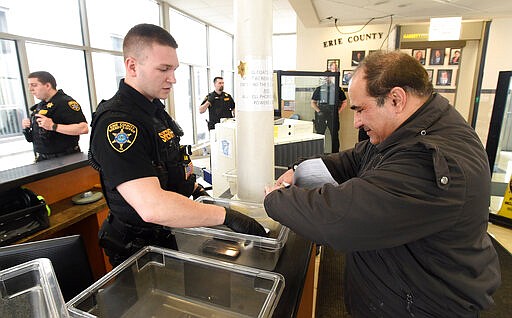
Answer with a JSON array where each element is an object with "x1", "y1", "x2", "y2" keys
[
  {"x1": 169, "y1": 9, "x2": 207, "y2": 66},
  {"x1": 86, "y1": 0, "x2": 160, "y2": 50},
  {"x1": 0, "y1": 0, "x2": 83, "y2": 45},
  {"x1": 0, "y1": 39, "x2": 25, "y2": 138},
  {"x1": 209, "y1": 27, "x2": 233, "y2": 70},
  {"x1": 223, "y1": 71, "x2": 234, "y2": 98},
  {"x1": 92, "y1": 52, "x2": 125, "y2": 103},
  {"x1": 194, "y1": 67, "x2": 209, "y2": 144},
  {"x1": 26, "y1": 43, "x2": 92, "y2": 150},
  {"x1": 173, "y1": 64, "x2": 193, "y2": 145},
  {"x1": 0, "y1": 38, "x2": 31, "y2": 168}
]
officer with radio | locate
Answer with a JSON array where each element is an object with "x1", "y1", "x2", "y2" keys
[
  {"x1": 89, "y1": 23, "x2": 266, "y2": 266},
  {"x1": 311, "y1": 65, "x2": 347, "y2": 153},
  {"x1": 22, "y1": 71, "x2": 88, "y2": 162},
  {"x1": 199, "y1": 77, "x2": 235, "y2": 130}
]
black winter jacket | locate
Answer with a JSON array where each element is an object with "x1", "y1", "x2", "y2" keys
[{"x1": 264, "y1": 94, "x2": 501, "y2": 317}]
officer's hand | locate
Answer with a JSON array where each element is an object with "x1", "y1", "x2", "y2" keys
[
  {"x1": 22, "y1": 118, "x2": 31, "y2": 129},
  {"x1": 223, "y1": 208, "x2": 267, "y2": 237}
]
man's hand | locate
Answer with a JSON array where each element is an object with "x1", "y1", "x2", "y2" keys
[
  {"x1": 35, "y1": 114, "x2": 54, "y2": 131},
  {"x1": 276, "y1": 169, "x2": 294, "y2": 186},
  {"x1": 223, "y1": 208, "x2": 267, "y2": 237},
  {"x1": 22, "y1": 118, "x2": 31, "y2": 129}
]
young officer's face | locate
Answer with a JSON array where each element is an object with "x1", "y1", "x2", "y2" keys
[
  {"x1": 349, "y1": 72, "x2": 399, "y2": 145},
  {"x1": 133, "y1": 43, "x2": 179, "y2": 101}
]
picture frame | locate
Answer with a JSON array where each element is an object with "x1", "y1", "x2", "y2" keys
[
  {"x1": 449, "y1": 48, "x2": 461, "y2": 65},
  {"x1": 412, "y1": 49, "x2": 427, "y2": 65},
  {"x1": 351, "y1": 50, "x2": 365, "y2": 66},
  {"x1": 326, "y1": 59, "x2": 340, "y2": 72},
  {"x1": 429, "y1": 48, "x2": 445, "y2": 65},
  {"x1": 436, "y1": 69, "x2": 452, "y2": 86},
  {"x1": 342, "y1": 70, "x2": 354, "y2": 86},
  {"x1": 426, "y1": 69, "x2": 434, "y2": 82}
]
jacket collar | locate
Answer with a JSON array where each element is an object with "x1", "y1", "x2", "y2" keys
[{"x1": 376, "y1": 93, "x2": 451, "y2": 151}]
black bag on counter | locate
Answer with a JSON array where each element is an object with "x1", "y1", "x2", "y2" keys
[{"x1": 0, "y1": 187, "x2": 50, "y2": 246}]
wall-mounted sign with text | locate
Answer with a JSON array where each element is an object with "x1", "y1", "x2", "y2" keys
[{"x1": 323, "y1": 32, "x2": 384, "y2": 48}]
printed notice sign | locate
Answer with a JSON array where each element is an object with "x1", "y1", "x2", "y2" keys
[{"x1": 236, "y1": 56, "x2": 274, "y2": 112}]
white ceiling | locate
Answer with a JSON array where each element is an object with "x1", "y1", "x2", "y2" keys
[
  {"x1": 166, "y1": 0, "x2": 512, "y2": 35},
  {"x1": 166, "y1": 0, "x2": 298, "y2": 34}
]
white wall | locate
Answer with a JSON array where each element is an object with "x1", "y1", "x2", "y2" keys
[
  {"x1": 296, "y1": 20, "x2": 393, "y2": 150},
  {"x1": 296, "y1": 17, "x2": 512, "y2": 149}
]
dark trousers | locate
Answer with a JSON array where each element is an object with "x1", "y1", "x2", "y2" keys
[{"x1": 315, "y1": 109, "x2": 340, "y2": 153}]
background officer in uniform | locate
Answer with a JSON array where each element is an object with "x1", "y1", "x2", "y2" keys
[
  {"x1": 22, "y1": 71, "x2": 88, "y2": 162},
  {"x1": 311, "y1": 63, "x2": 347, "y2": 153},
  {"x1": 89, "y1": 23, "x2": 266, "y2": 266},
  {"x1": 198, "y1": 76, "x2": 235, "y2": 130}
]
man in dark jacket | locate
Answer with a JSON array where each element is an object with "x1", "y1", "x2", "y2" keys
[{"x1": 264, "y1": 51, "x2": 500, "y2": 317}]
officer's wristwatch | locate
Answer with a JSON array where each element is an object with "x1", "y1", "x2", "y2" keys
[{"x1": 52, "y1": 123, "x2": 58, "y2": 131}]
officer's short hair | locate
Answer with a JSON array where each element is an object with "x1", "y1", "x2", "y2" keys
[
  {"x1": 213, "y1": 77, "x2": 223, "y2": 83},
  {"x1": 28, "y1": 71, "x2": 57, "y2": 89},
  {"x1": 353, "y1": 51, "x2": 433, "y2": 106},
  {"x1": 123, "y1": 23, "x2": 178, "y2": 59}
]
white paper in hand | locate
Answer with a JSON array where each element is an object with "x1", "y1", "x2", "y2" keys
[{"x1": 293, "y1": 158, "x2": 338, "y2": 188}]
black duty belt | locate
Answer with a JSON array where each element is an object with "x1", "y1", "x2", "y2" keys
[
  {"x1": 106, "y1": 212, "x2": 167, "y2": 240},
  {"x1": 36, "y1": 146, "x2": 81, "y2": 162}
]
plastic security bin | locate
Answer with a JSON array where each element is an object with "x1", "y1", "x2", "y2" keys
[
  {"x1": 0, "y1": 258, "x2": 68, "y2": 318},
  {"x1": 66, "y1": 246, "x2": 284, "y2": 318},
  {"x1": 172, "y1": 197, "x2": 290, "y2": 270}
]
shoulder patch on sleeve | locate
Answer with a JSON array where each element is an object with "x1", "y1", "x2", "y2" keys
[
  {"x1": 107, "y1": 121, "x2": 138, "y2": 153},
  {"x1": 68, "y1": 100, "x2": 81, "y2": 111}
]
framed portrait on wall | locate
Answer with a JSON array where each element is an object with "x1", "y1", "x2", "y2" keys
[
  {"x1": 326, "y1": 59, "x2": 340, "y2": 72},
  {"x1": 449, "y1": 48, "x2": 461, "y2": 65},
  {"x1": 342, "y1": 70, "x2": 354, "y2": 85},
  {"x1": 429, "y1": 48, "x2": 445, "y2": 65},
  {"x1": 426, "y1": 69, "x2": 434, "y2": 82},
  {"x1": 351, "y1": 50, "x2": 365, "y2": 66},
  {"x1": 436, "y1": 69, "x2": 452, "y2": 86},
  {"x1": 412, "y1": 49, "x2": 426, "y2": 65}
]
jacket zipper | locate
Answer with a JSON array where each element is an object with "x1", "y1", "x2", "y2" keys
[{"x1": 406, "y1": 292, "x2": 415, "y2": 317}]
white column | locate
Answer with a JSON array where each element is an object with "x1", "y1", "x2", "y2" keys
[{"x1": 234, "y1": 0, "x2": 274, "y2": 203}]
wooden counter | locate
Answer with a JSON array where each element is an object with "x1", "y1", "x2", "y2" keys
[
  {"x1": 11, "y1": 164, "x2": 112, "y2": 280},
  {"x1": 488, "y1": 223, "x2": 512, "y2": 252}
]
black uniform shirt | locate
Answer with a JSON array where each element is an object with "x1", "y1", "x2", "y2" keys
[
  {"x1": 27, "y1": 89, "x2": 86, "y2": 154},
  {"x1": 91, "y1": 81, "x2": 170, "y2": 190},
  {"x1": 311, "y1": 83, "x2": 346, "y2": 110},
  {"x1": 201, "y1": 91, "x2": 235, "y2": 129}
]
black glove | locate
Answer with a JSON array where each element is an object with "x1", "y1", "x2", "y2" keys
[
  {"x1": 223, "y1": 208, "x2": 268, "y2": 237},
  {"x1": 192, "y1": 184, "x2": 210, "y2": 200}
]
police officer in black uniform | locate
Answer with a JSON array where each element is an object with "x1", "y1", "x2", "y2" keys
[
  {"x1": 311, "y1": 69, "x2": 347, "y2": 153},
  {"x1": 89, "y1": 24, "x2": 266, "y2": 267},
  {"x1": 199, "y1": 77, "x2": 235, "y2": 130},
  {"x1": 22, "y1": 71, "x2": 88, "y2": 162}
]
